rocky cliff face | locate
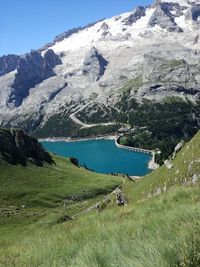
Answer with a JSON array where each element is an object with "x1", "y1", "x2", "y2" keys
[
  {"x1": 0, "y1": 128, "x2": 53, "y2": 166},
  {"x1": 0, "y1": 0, "x2": 200, "y2": 136},
  {"x1": 148, "y1": 3, "x2": 183, "y2": 32},
  {"x1": 122, "y1": 6, "x2": 146, "y2": 25},
  {"x1": 9, "y1": 50, "x2": 61, "y2": 107},
  {"x1": 0, "y1": 55, "x2": 20, "y2": 76},
  {"x1": 82, "y1": 47, "x2": 108, "y2": 82}
]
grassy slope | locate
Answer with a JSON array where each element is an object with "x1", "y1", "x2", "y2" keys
[
  {"x1": 0, "y1": 155, "x2": 121, "y2": 250},
  {"x1": 0, "y1": 133, "x2": 200, "y2": 267},
  {"x1": 0, "y1": 155, "x2": 120, "y2": 208},
  {"x1": 123, "y1": 130, "x2": 200, "y2": 201}
]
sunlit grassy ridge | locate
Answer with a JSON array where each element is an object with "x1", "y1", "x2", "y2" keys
[{"x1": 0, "y1": 132, "x2": 200, "y2": 267}]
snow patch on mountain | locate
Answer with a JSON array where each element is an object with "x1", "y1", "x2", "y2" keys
[
  {"x1": 0, "y1": 0, "x2": 200, "y2": 133},
  {"x1": 159, "y1": 0, "x2": 190, "y2": 6}
]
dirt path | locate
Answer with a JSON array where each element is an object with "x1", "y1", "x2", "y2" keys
[
  {"x1": 69, "y1": 101, "x2": 117, "y2": 129},
  {"x1": 70, "y1": 112, "x2": 117, "y2": 129},
  {"x1": 72, "y1": 178, "x2": 126, "y2": 219}
]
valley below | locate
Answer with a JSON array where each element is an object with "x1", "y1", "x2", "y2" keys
[
  {"x1": 41, "y1": 138, "x2": 152, "y2": 176},
  {"x1": 0, "y1": 128, "x2": 200, "y2": 267}
]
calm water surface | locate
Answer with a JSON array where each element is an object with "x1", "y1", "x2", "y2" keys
[{"x1": 42, "y1": 139, "x2": 151, "y2": 176}]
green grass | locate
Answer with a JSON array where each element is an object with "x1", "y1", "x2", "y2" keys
[
  {"x1": 123, "y1": 130, "x2": 200, "y2": 202},
  {"x1": 0, "y1": 155, "x2": 120, "y2": 208},
  {"x1": 161, "y1": 59, "x2": 184, "y2": 70},
  {"x1": 0, "y1": 132, "x2": 199, "y2": 266},
  {"x1": 0, "y1": 155, "x2": 121, "y2": 250},
  {"x1": 1, "y1": 186, "x2": 199, "y2": 267},
  {"x1": 120, "y1": 75, "x2": 144, "y2": 93},
  {"x1": 162, "y1": 96, "x2": 185, "y2": 104}
]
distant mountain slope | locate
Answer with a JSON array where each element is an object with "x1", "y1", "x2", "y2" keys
[{"x1": 0, "y1": 0, "x2": 200, "y2": 136}]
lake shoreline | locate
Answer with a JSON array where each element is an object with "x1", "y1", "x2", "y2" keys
[
  {"x1": 40, "y1": 135, "x2": 159, "y2": 174},
  {"x1": 39, "y1": 135, "x2": 117, "y2": 143}
]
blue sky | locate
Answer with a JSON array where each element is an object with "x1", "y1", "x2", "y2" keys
[{"x1": 0, "y1": 0, "x2": 152, "y2": 56}]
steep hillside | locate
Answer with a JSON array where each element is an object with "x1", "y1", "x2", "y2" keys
[
  {"x1": 123, "y1": 129, "x2": 200, "y2": 201},
  {"x1": 0, "y1": 0, "x2": 200, "y2": 138},
  {"x1": 0, "y1": 128, "x2": 121, "y2": 208},
  {"x1": 0, "y1": 132, "x2": 199, "y2": 267},
  {"x1": 0, "y1": 128, "x2": 53, "y2": 166}
]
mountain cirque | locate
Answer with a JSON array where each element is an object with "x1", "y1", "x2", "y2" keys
[{"x1": 0, "y1": 0, "x2": 200, "y2": 136}]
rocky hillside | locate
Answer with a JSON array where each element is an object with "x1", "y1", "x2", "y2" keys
[
  {"x1": 0, "y1": 0, "x2": 200, "y2": 136},
  {"x1": 0, "y1": 128, "x2": 53, "y2": 166}
]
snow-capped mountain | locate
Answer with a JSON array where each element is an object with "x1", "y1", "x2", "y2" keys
[{"x1": 0, "y1": 0, "x2": 200, "y2": 136}]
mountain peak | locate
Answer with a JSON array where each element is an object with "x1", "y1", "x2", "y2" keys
[
  {"x1": 0, "y1": 0, "x2": 200, "y2": 136},
  {"x1": 156, "y1": 0, "x2": 200, "y2": 6}
]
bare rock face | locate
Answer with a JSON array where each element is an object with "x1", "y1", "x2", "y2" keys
[
  {"x1": 0, "y1": 55, "x2": 20, "y2": 76},
  {"x1": 100, "y1": 22, "x2": 109, "y2": 31},
  {"x1": 185, "y1": 6, "x2": 200, "y2": 21},
  {"x1": 0, "y1": 128, "x2": 54, "y2": 166},
  {"x1": 10, "y1": 49, "x2": 61, "y2": 107},
  {"x1": 141, "y1": 54, "x2": 200, "y2": 99},
  {"x1": 43, "y1": 49, "x2": 62, "y2": 68},
  {"x1": 123, "y1": 6, "x2": 146, "y2": 25},
  {"x1": 82, "y1": 47, "x2": 108, "y2": 82},
  {"x1": 148, "y1": 3, "x2": 183, "y2": 32}
]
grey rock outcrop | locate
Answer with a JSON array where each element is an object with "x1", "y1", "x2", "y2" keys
[
  {"x1": 123, "y1": 6, "x2": 146, "y2": 25},
  {"x1": 185, "y1": 6, "x2": 200, "y2": 21},
  {"x1": 82, "y1": 47, "x2": 108, "y2": 82},
  {"x1": 10, "y1": 49, "x2": 61, "y2": 107},
  {"x1": 148, "y1": 3, "x2": 183, "y2": 32},
  {"x1": 100, "y1": 22, "x2": 109, "y2": 31},
  {"x1": 141, "y1": 54, "x2": 200, "y2": 99},
  {"x1": 0, "y1": 55, "x2": 20, "y2": 76},
  {"x1": 43, "y1": 49, "x2": 62, "y2": 68}
]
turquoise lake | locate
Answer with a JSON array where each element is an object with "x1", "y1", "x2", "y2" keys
[{"x1": 41, "y1": 139, "x2": 152, "y2": 176}]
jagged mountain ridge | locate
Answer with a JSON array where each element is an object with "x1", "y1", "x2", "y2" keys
[{"x1": 0, "y1": 0, "x2": 200, "y2": 135}]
